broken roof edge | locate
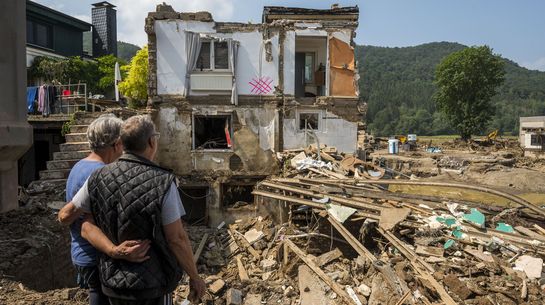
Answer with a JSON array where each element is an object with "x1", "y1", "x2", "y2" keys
[
  {"x1": 148, "y1": 2, "x2": 214, "y2": 22},
  {"x1": 263, "y1": 5, "x2": 359, "y2": 23}
]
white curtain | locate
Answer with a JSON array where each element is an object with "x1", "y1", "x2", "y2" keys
[
  {"x1": 228, "y1": 39, "x2": 239, "y2": 105},
  {"x1": 184, "y1": 32, "x2": 201, "y2": 96}
]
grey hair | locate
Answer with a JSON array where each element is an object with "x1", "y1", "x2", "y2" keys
[
  {"x1": 121, "y1": 115, "x2": 157, "y2": 153},
  {"x1": 87, "y1": 114, "x2": 123, "y2": 152}
]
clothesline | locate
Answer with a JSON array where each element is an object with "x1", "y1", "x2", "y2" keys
[{"x1": 26, "y1": 83, "x2": 88, "y2": 116}]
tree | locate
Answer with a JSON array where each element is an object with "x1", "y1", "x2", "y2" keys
[
  {"x1": 96, "y1": 55, "x2": 126, "y2": 94},
  {"x1": 434, "y1": 46, "x2": 505, "y2": 140},
  {"x1": 119, "y1": 46, "x2": 148, "y2": 108}
]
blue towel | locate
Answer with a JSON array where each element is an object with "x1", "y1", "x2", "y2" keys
[{"x1": 27, "y1": 86, "x2": 38, "y2": 113}]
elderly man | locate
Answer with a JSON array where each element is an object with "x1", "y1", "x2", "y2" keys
[
  {"x1": 68, "y1": 115, "x2": 205, "y2": 305},
  {"x1": 59, "y1": 114, "x2": 150, "y2": 305}
]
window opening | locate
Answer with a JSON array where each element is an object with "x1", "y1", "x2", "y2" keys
[
  {"x1": 222, "y1": 184, "x2": 254, "y2": 208},
  {"x1": 304, "y1": 53, "x2": 315, "y2": 83},
  {"x1": 214, "y1": 41, "x2": 229, "y2": 69},
  {"x1": 299, "y1": 113, "x2": 319, "y2": 130},
  {"x1": 531, "y1": 134, "x2": 545, "y2": 147},
  {"x1": 193, "y1": 115, "x2": 232, "y2": 150},
  {"x1": 196, "y1": 41, "x2": 211, "y2": 70}
]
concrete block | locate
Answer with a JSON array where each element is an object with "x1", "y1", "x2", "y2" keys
[{"x1": 226, "y1": 288, "x2": 243, "y2": 305}]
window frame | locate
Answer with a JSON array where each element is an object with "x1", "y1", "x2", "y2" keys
[
  {"x1": 297, "y1": 110, "x2": 322, "y2": 132},
  {"x1": 194, "y1": 39, "x2": 230, "y2": 72},
  {"x1": 530, "y1": 134, "x2": 545, "y2": 147},
  {"x1": 27, "y1": 19, "x2": 54, "y2": 50}
]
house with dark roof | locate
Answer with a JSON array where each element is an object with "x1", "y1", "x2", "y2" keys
[{"x1": 26, "y1": 0, "x2": 92, "y2": 67}]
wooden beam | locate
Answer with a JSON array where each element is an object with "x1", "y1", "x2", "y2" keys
[
  {"x1": 193, "y1": 233, "x2": 208, "y2": 263},
  {"x1": 328, "y1": 215, "x2": 410, "y2": 298},
  {"x1": 534, "y1": 224, "x2": 545, "y2": 235},
  {"x1": 376, "y1": 227, "x2": 457, "y2": 305},
  {"x1": 236, "y1": 255, "x2": 249, "y2": 282},
  {"x1": 252, "y1": 190, "x2": 379, "y2": 220},
  {"x1": 228, "y1": 229, "x2": 260, "y2": 260},
  {"x1": 283, "y1": 239, "x2": 355, "y2": 305}
]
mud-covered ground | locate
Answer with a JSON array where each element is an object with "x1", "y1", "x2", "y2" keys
[{"x1": 0, "y1": 201, "x2": 85, "y2": 305}]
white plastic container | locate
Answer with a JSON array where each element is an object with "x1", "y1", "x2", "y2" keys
[
  {"x1": 407, "y1": 134, "x2": 417, "y2": 142},
  {"x1": 388, "y1": 139, "x2": 399, "y2": 154}
]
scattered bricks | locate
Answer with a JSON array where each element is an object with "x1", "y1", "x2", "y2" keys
[
  {"x1": 226, "y1": 288, "x2": 243, "y2": 305},
  {"x1": 209, "y1": 279, "x2": 225, "y2": 295},
  {"x1": 443, "y1": 274, "x2": 472, "y2": 300}
]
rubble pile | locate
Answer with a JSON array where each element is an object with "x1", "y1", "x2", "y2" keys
[{"x1": 166, "y1": 148, "x2": 545, "y2": 304}]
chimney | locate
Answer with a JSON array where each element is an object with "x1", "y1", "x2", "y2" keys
[{"x1": 92, "y1": 1, "x2": 117, "y2": 57}]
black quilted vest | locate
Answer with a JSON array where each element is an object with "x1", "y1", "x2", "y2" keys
[{"x1": 88, "y1": 153, "x2": 182, "y2": 300}]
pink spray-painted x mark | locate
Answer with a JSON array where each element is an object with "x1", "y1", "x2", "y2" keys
[{"x1": 249, "y1": 76, "x2": 273, "y2": 95}]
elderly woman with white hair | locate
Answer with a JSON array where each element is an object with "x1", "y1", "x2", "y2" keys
[{"x1": 59, "y1": 114, "x2": 150, "y2": 305}]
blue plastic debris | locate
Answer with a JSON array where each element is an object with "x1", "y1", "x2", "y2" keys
[
  {"x1": 444, "y1": 239, "x2": 456, "y2": 249},
  {"x1": 495, "y1": 222, "x2": 514, "y2": 233},
  {"x1": 463, "y1": 208, "x2": 485, "y2": 228}
]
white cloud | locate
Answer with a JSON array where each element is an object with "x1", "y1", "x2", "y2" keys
[
  {"x1": 113, "y1": 0, "x2": 235, "y2": 46},
  {"x1": 73, "y1": 14, "x2": 91, "y2": 24},
  {"x1": 521, "y1": 57, "x2": 545, "y2": 72}
]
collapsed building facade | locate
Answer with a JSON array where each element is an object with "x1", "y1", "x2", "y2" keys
[{"x1": 145, "y1": 4, "x2": 364, "y2": 225}]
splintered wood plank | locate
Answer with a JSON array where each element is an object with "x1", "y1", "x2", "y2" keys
[
  {"x1": 377, "y1": 227, "x2": 457, "y2": 305},
  {"x1": 314, "y1": 248, "x2": 342, "y2": 267},
  {"x1": 193, "y1": 233, "x2": 208, "y2": 263},
  {"x1": 284, "y1": 239, "x2": 354, "y2": 305},
  {"x1": 236, "y1": 255, "x2": 249, "y2": 282}
]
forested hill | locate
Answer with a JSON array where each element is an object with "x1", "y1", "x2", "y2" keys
[{"x1": 356, "y1": 42, "x2": 545, "y2": 136}]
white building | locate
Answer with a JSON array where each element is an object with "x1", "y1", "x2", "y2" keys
[
  {"x1": 520, "y1": 116, "x2": 545, "y2": 158},
  {"x1": 145, "y1": 4, "x2": 364, "y2": 224}
]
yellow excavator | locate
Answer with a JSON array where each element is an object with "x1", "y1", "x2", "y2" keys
[{"x1": 486, "y1": 130, "x2": 498, "y2": 143}]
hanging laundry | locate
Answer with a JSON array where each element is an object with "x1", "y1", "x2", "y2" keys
[
  {"x1": 37, "y1": 85, "x2": 45, "y2": 113},
  {"x1": 26, "y1": 86, "x2": 38, "y2": 113}
]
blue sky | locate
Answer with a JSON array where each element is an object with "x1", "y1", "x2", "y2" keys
[{"x1": 34, "y1": 0, "x2": 545, "y2": 71}]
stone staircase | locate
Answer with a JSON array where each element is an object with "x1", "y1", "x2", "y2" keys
[
  {"x1": 36, "y1": 115, "x2": 98, "y2": 183},
  {"x1": 29, "y1": 109, "x2": 139, "y2": 190}
]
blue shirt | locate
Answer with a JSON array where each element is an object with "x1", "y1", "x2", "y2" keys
[{"x1": 66, "y1": 159, "x2": 105, "y2": 267}]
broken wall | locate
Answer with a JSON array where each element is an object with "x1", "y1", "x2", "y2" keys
[
  {"x1": 153, "y1": 103, "x2": 278, "y2": 176},
  {"x1": 283, "y1": 108, "x2": 357, "y2": 153}
]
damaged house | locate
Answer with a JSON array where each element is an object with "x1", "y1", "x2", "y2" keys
[{"x1": 145, "y1": 4, "x2": 364, "y2": 225}]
